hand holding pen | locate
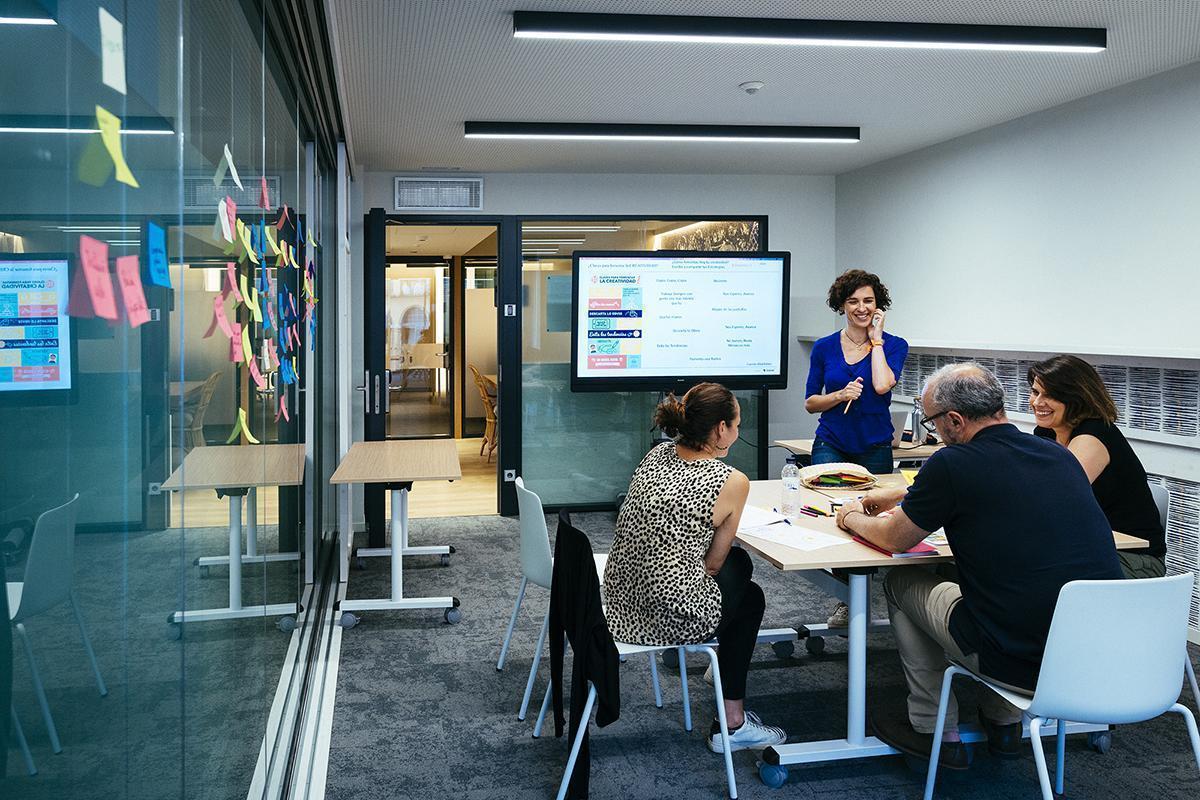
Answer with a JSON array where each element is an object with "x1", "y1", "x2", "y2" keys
[{"x1": 842, "y1": 376, "x2": 864, "y2": 414}]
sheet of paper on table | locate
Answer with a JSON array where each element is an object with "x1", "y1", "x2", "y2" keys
[
  {"x1": 738, "y1": 504, "x2": 786, "y2": 530},
  {"x1": 740, "y1": 522, "x2": 846, "y2": 551},
  {"x1": 923, "y1": 529, "x2": 948, "y2": 547}
]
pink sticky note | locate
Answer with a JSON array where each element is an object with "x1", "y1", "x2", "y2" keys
[
  {"x1": 212, "y1": 296, "x2": 235, "y2": 338},
  {"x1": 114, "y1": 255, "x2": 150, "y2": 327},
  {"x1": 248, "y1": 356, "x2": 266, "y2": 389},
  {"x1": 229, "y1": 322, "x2": 243, "y2": 363},
  {"x1": 68, "y1": 235, "x2": 118, "y2": 320},
  {"x1": 277, "y1": 204, "x2": 289, "y2": 230},
  {"x1": 225, "y1": 196, "x2": 238, "y2": 239},
  {"x1": 260, "y1": 176, "x2": 270, "y2": 209},
  {"x1": 278, "y1": 391, "x2": 290, "y2": 422},
  {"x1": 225, "y1": 262, "x2": 243, "y2": 302}
]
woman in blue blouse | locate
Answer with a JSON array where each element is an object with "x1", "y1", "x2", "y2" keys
[
  {"x1": 804, "y1": 269, "x2": 909, "y2": 475},
  {"x1": 806, "y1": 270, "x2": 909, "y2": 627}
]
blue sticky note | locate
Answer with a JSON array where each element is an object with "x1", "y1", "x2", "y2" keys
[{"x1": 147, "y1": 221, "x2": 171, "y2": 288}]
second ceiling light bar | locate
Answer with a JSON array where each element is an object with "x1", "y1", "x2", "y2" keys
[{"x1": 464, "y1": 122, "x2": 859, "y2": 143}]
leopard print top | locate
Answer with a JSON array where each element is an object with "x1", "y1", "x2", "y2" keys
[{"x1": 603, "y1": 442, "x2": 732, "y2": 646}]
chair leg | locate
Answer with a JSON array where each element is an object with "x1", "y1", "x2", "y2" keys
[
  {"x1": 1171, "y1": 702, "x2": 1200, "y2": 772},
  {"x1": 648, "y1": 652, "x2": 663, "y2": 708},
  {"x1": 533, "y1": 680, "x2": 553, "y2": 738},
  {"x1": 496, "y1": 577, "x2": 527, "y2": 671},
  {"x1": 556, "y1": 685, "x2": 597, "y2": 800},
  {"x1": 518, "y1": 613, "x2": 549, "y2": 720},
  {"x1": 700, "y1": 647, "x2": 738, "y2": 799},
  {"x1": 16, "y1": 622, "x2": 61, "y2": 754},
  {"x1": 1055, "y1": 718, "x2": 1066, "y2": 795},
  {"x1": 11, "y1": 705, "x2": 37, "y2": 776},
  {"x1": 923, "y1": 665, "x2": 961, "y2": 800},
  {"x1": 677, "y1": 646, "x2": 692, "y2": 732},
  {"x1": 1185, "y1": 657, "x2": 1199, "y2": 710},
  {"x1": 1028, "y1": 717, "x2": 1055, "y2": 800},
  {"x1": 70, "y1": 590, "x2": 108, "y2": 697}
]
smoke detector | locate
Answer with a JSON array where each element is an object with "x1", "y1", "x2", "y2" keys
[{"x1": 739, "y1": 81, "x2": 765, "y2": 95}]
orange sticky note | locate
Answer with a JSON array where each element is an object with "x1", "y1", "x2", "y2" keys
[
  {"x1": 114, "y1": 255, "x2": 149, "y2": 327},
  {"x1": 68, "y1": 235, "x2": 118, "y2": 320}
]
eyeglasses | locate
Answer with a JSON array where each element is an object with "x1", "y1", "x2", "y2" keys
[{"x1": 920, "y1": 410, "x2": 951, "y2": 432}]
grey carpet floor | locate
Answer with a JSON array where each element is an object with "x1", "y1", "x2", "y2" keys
[
  {"x1": 327, "y1": 513, "x2": 1200, "y2": 800},
  {"x1": 4, "y1": 525, "x2": 296, "y2": 799}
]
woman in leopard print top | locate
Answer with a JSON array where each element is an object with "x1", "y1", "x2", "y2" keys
[{"x1": 603, "y1": 383, "x2": 787, "y2": 753}]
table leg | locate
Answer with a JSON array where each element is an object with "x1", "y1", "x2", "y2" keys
[
  {"x1": 391, "y1": 487, "x2": 405, "y2": 602},
  {"x1": 229, "y1": 494, "x2": 242, "y2": 611},
  {"x1": 847, "y1": 571, "x2": 867, "y2": 744},
  {"x1": 195, "y1": 485, "x2": 300, "y2": 569},
  {"x1": 246, "y1": 486, "x2": 258, "y2": 558}
]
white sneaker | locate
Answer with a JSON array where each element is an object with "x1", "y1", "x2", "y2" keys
[
  {"x1": 826, "y1": 602, "x2": 850, "y2": 629},
  {"x1": 708, "y1": 710, "x2": 787, "y2": 753}
]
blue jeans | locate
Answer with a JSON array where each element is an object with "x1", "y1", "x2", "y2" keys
[{"x1": 811, "y1": 437, "x2": 894, "y2": 474}]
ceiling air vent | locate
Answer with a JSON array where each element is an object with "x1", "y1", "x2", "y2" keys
[
  {"x1": 395, "y1": 176, "x2": 483, "y2": 211},
  {"x1": 184, "y1": 175, "x2": 280, "y2": 212}
]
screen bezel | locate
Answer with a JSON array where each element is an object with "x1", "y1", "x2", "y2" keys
[
  {"x1": 0, "y1": 252, "x2": 79, "y2": 406},
  {"x1": 570, "y1": 249, "x2": 791, "y2": 393}
]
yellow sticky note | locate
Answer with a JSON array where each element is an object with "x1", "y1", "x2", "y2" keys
[
  {"x1": 265, "y1": 226, "x2": 280, "y2": 256},
  {"x1": 76, "y1": 132, "x2": 113, "y2": 187},
  {"x1": 239, "y1": 220, "x2": 259, "y2": 264},
  {"x1": 901, "y1": 469, "x2": 919, "y2": 487},
  {"x1": 95, "y1": 105, "x2": 138, "y2": 188},
  {"x1": 239, "y1": 274, "x2": 251, "y2": 307},
  {"x1": 307, "y1": 229, "x2": 317, "y2": 248},
  {"x1": 241, "y1": 324, "x2": 254, "y2": 364},
  {"x1": 248, "y1": 287, "x2": 263, "y2": 323},
  {"x1": 225, "y1": 408, "x2": 261, "y2": 445}
]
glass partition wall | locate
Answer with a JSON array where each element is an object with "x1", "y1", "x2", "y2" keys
[
  {"x1": 0, "y1": 2, "x2": 334, "y2": 797},
  {"x1": 518, "y1": 219, "x2": 766, "y2": 508}
]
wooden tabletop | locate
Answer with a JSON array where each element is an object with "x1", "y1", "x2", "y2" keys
[
  {"x1": 161, "y1": 443, "x2": 305, "y2": 491},
  {"x1": 738, "y1": 477, "x2": 1148, "y2": 571},
  {"x1": 329, "y1": 439, "x2": 462, "y2": 485},
  {"x1": 775, "y1": 438, "x2": 944, "y2": 460}
]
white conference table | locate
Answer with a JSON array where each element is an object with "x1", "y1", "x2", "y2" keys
[
  {"x1": 329, "y1": 439, "x2": 462, "y2": 627},
  {"x1": 162, "y1": 443, "x2": 305, "y2": 626},
  {"x1": 737, "y1": 476, "x2": 1147, "y2": 777},
  {"x1": 775, "y1": 438, "x2": 944, "y2": 464}
]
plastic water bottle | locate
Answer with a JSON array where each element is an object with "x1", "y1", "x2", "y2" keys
[{"x1": 781, "y1": 455, "x2": 801, "y2": 518}]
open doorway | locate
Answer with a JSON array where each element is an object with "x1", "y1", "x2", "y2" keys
[{"x1": 377, "y1": 222, "x2": 498, "y2": 518}]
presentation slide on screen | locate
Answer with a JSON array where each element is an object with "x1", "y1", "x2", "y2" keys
[
  {"x1": 0, "y1": 259, "x2": 72, "y2": 392},
  {"x1": 575, "y1": 255, "x2": 783, "y2": 379}
]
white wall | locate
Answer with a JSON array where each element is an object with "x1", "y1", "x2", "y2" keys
[
  {"x1": 836, "y1": 60, "x2": 1200, "y2": 360},
  {"x1": 357, "y1": 171, "x2": 838, "y2": 478}
]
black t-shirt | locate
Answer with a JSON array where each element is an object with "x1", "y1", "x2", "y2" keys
[
  {"x1": 902, "y1": 423, "x2": 1123, "y2": 690},
  {"x1": 1033, "y1": 419, "x2": 1165, "y2": 558}
]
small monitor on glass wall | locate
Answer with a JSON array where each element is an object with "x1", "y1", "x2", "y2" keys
[
  {"x1": 0, "y1": 253, "x2": 76, "y2": 402},
  {"x1": 570, "y1": 250, "x2": 790, "y2": 393}
]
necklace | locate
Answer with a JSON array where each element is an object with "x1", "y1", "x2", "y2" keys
[{"x1": 842, "y1": 329, "x2": 869, "y2": 348}]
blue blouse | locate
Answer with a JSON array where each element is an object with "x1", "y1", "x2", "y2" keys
[{"x1": 804, "y1": 331, "x2": 909, "y2": 454}]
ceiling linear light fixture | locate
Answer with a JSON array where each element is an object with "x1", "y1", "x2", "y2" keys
[
  {"x1": 465, "y1": 121, "x2": 859, "y2": 143},
  {"x1": 53, "y1": 225, "x2": 141, "y2": 233},
  {"x1": 522, "y1": 238, "x2": 585, "y2": 245},
  {"x1": 0, "y1": 114, "x2": 175, "y2": 135},
  {"x1": 512, "y1": 11, "x2": 1107, "y2": 53},
  {"x1": 0, "y1": 16, "x2": 55, "y2": 25},
  {"x1": 523, "y1": 225, "x2": 620, "y2": 232}
]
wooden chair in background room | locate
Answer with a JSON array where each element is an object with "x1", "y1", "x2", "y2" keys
[
  {"x1": 182, "y1": 371, "x2": 223, "y2": 450},
  {"x1": 469, "y1": 364, "x2": 499, "y2": 461}
]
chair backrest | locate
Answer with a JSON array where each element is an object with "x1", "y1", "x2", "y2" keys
[
  {"x1": 514, "y1": 478, "x2": 553, "y2": 589},
  {"x1": 1149, "y1": 482, "x2": 1169, "y2": 531},
  {"x1": 12, "y1": 494, "x2": 81, "y2": 623},
  {"x1": 188, "y1": 371, "x2": 224, "y2": 428},
  {"x1": 1030, "y1": 573, "x2": 1193, "y2": 724},
  {"x1": 468, "y1": 364, "x2": 497, "y2": 423}
]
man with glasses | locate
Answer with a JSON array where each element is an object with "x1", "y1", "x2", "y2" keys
[{"x1": 835, "y1": 363, "x2": 1122, "y2": 769}]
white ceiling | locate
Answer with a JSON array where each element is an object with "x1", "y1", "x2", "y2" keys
[
  {"x1": 330, "y1": 0, "x2": 1200, "y2": 175},
  {"x1": 386, "y1": 224, "x2": 496, "y2": 256}
]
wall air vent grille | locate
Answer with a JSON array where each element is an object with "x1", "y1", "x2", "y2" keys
[
  {"x1": 394, "y1": 176, "x2": 483, "y2": 211},
  {"x1": 184, "y1": 175, "x2": 279, "y2": 211}
]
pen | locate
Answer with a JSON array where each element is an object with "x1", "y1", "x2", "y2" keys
[
  {"x1": 798, "y1": 509, "x2": 819, "y2": 518},
  {"x1": 802, "y1": 504, "x2": 830, "y2": 517}
]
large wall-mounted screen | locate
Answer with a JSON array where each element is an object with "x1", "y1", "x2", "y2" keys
[
  {"x1": 0, "y1": 255, "x2": 73, "y2": 394},
  {"x1": 571, "y1": 250, "x2": 790, "y2": 392}
]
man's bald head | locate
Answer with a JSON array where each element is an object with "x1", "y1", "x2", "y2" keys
[{"x1": 922, "y1": 363, "x2": 1007, "y2": 421}]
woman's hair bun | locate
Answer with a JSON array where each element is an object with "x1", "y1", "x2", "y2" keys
[{"x1": 653, "y1": 393, "x2": 686, "y2": 437}]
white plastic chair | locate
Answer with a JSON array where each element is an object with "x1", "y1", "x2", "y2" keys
[
  {"x1": 10, "y1": 704, "x2": 36, "y2": 775},
  {"x1": 8, "y1": 494, "x2": 108, "y2": 754},
  {"x1": 1148, "y1": 483, "x2": 1199, "y2": 707},
  {"x1": 500, "y1": 478, "x2": 631, "y2": 720},
  {"x1": 924, "y1": 574, "x2": 1200, "y2": 800}
]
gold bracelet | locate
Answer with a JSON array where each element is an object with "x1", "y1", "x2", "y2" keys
[{"x1": 871, "y1": 339, "x2": 884, "y2": 347}]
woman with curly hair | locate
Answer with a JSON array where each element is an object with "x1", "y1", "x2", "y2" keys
[{"x1": 804, "y1": 269, "x2": 909, "y2": 474}]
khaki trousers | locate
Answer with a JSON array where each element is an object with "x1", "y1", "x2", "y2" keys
[{"x1": 883, "y1": 566, "x2": 1027, "y2": 735}]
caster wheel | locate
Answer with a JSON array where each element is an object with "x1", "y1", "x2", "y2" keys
[
  {"x1": 661, "y1": 649, "x2": 679, "y2": 669},
  {"x1": 339, "y1": 612, "x2": 359, "y2": 629},
  {"x1": 759, "y1": 763, "x2": 788, "y2": 789},
  {"x1": 805, "y1": 636, "x2": 826, "y2": 655},
  {"x1": 1087, "y1": 731, "x2": 1112, "y2": 754},
  {"x1": 444, "y1": 607, "x2": 462, "y2": 624},
  {"x1": 277, "y1": 616, "x2": 296, "y2": 633},
  {"x1": 440, "y1": 554, "x2": 451, "y2": 567},
  {"x1": 772, "y1": 640, "x2": 795, "y2": 659},
  {"x1": 200, "y1": 565, "x2": 211, "y2": 578},
  {"x1": 167, "y1": 622, "x2": 181, "y2": 641}
]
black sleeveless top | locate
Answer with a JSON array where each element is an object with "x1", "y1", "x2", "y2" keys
[{"x1": 1034, "y1": 419, "x2": 1165, "y2": 558}]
